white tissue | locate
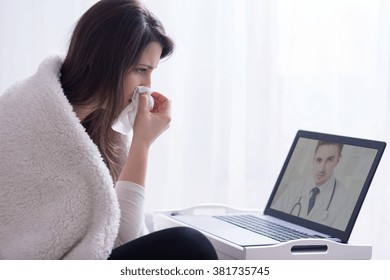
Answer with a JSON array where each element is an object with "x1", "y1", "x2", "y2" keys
[{"x1": 111, "y1": 86, "x2": 154, "y2": 135}]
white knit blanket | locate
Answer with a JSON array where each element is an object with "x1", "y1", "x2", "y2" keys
[{"x1": 0, "y1": 56, "x2": 120, "y2": 259}]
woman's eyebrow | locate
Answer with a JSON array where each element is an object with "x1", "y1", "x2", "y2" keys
[{"x1": 137, "y1": 63, "x2": 155, "y2": 69}]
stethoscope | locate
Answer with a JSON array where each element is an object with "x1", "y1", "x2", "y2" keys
[{"x1": 289, "y1": 180, "x2": 336, "y2": 220}]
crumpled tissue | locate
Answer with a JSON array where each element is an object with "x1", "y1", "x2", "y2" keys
[{"x1": 111, "y1": 86, "x2": 154, "y2": 135}]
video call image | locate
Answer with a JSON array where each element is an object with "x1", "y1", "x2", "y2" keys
[{"x1": 271, "y1": 138, "x2": 378, "y2": 231}]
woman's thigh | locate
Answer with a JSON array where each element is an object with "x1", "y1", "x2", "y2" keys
[{"x1": 108, "y1": 227, "x2": 218, "y2": 260}]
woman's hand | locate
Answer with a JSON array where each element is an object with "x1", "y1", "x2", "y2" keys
[
  {"x1": 132, "y1": 91, "x2": 171, "y2": 148},
  {"x1": 118, "y1": 91, "x2": 171, "y2": 186}
]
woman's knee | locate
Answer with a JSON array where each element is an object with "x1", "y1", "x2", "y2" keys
[{"x1": 159, "y1": 227, "x2": 218, "y2": 260}]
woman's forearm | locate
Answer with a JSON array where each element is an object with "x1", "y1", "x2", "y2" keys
[{"x1": 118, "y1": 140, "x2": 149, "y2": 187}]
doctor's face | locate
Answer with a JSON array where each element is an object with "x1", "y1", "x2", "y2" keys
[{"x1": 313, "y1": 144, "x2": 341, "y2": 186}]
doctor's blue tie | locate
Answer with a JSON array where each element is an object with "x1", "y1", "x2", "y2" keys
[{"x1": 307, "y1": 187, "x2": 320, "y2": 215}]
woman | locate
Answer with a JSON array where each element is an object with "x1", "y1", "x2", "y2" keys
[{"x1": 0, "y1": 0, "x2": 217, "y2": 260}]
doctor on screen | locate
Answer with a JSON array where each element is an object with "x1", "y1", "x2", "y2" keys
[{"x1": 273, "y1": 141, "x2": 354, "y2": 230}]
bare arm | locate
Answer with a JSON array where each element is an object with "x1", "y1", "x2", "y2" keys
[{"x1": 118, "y1": 92, "x2": 171, "y2": 186}]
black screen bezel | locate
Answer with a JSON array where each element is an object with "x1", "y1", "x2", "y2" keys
[{"x1": 263, "y1": 130, "x2": 386, "y2": 243}]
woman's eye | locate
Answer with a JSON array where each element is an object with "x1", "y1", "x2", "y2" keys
[{"x1": 136, "y1": 68, "x2": 147, "y2": 74}]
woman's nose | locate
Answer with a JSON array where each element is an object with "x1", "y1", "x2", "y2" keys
[{"x1": 142, "y1": 74, "x2": 151, "y2": 88}]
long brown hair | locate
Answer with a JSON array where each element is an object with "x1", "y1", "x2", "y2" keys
[{"x1": 60, "y1": 0, "x2": 174, "y2": 181}]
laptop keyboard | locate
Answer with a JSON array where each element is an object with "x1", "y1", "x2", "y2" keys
[{"x1": 214, "y1": 214, "x2": 316, "y2": 242}]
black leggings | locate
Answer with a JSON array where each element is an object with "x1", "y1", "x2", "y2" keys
[{"x1": 108, "y1": 227, "x2": 218, "y2": 260}]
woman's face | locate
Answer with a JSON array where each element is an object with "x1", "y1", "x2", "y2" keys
[{"x1": 122, "y1": 42, "x2": 163, "y2": 108}]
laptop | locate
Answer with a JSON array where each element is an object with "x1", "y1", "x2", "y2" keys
[{"x1": 171, "y1": 130, "x2": 386, "y2": 246}]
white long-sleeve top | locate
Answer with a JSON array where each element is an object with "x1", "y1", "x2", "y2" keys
[{"x1": 114, "y1": 181, "x2": 147, "y2": 247}]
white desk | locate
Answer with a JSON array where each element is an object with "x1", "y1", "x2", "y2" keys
[{"x1": 154, "y1": 204, "x2": 372, "y2": 260}]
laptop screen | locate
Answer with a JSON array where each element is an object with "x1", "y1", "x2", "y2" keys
[{"x1": 264, "y1": 130, "x2": 386, "y2": 243}]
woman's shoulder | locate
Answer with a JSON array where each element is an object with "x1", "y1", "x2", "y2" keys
[{"x1": 1, "y1": 56, "x2": 64, "y2": 103}]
